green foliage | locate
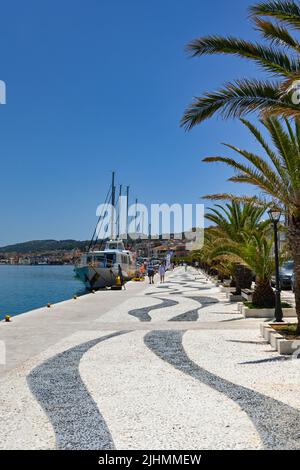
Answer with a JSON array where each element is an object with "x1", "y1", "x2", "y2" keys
[
  {"x1": 182, "y1": 1, "x2": 300, "y2": 128},
  {"x1": 203, "y1": 117, "x2": 300, "y2": 218}
]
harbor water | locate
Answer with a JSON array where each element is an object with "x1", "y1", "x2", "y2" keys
[{"x1": 0, "y1": 265, "x2": 85, "y2": 318}]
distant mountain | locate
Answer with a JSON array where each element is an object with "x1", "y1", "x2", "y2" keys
[{"x1": 0, "y1": 239, "x2": 90, "y2": 254}]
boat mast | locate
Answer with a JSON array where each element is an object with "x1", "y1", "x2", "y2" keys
[
  {"x1": 135, "y1": 198, "x2": 138, "y2": 233},
  {"x1": 111, "y1": 171, "x2": 116, "y2": 240},
  {"x1": 148, "y1": 223, "x2": 151, "y2": 259},
  {"x1": 117, "y1": 184, "x2": 122, "y2": 239},
  {"x1": 126, "y1": 185, "x2": 129, "y2": 240}
]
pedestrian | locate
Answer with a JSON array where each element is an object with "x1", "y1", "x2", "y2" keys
[
  {"x1": 147, "y1": 262, "x2": 155, "y2": 284},
  {"x1": 159, "y1": 263, "x2": 165, "y2": 283},
  {"x1": 118, "y1": 264, "x2": 126, "y2": 289}
]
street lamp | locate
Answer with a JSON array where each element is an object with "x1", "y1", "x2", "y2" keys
[{"x1": 268, "y1": 208, "x2": 283, "y2": 322}]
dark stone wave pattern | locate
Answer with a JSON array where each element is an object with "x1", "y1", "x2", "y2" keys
[
  {"x1": 168, "y1": 295, "x2": 219, "y2": 321},
  {"x1": 27, "y1": 331, "x2": 128, "y2": 450},
  {"x1": 169, "y1": 309, "x2": 199, "y2": 322},
  {"x1": 144, "y1": 330, "x2": 300, "y2": 449},
  {"x1": 128, "y1": 297, "x2": 178, "y2": 322},
  {"x1": 184, "y1": 284, "x2": 216, "y2": 290},
  {"x1": 185, "y1": 296, "x2": 219, "y2": 305}
]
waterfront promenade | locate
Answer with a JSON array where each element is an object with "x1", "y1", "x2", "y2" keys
[{"x1": 1, "y1": 267, "x2": 300, "y2": 450}]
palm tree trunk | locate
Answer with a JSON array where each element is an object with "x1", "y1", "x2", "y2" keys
[
  {"x1": 288, "y1": 219, "x2": 300, "y2": 335},
  {"x1": 234, "y1": 263, "x2": 253, "y2": 295},
  {"x1": 252, "y1": 278, "x2": 275, "y2": 308}
]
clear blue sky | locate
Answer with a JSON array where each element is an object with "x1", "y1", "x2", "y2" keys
[{"x1": 0, "y1": 0, "x2": 263, "y2": 245}]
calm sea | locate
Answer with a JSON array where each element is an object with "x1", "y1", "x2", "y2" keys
[{"x1": 0, "y1": 265, "x2": 86, "y2": 318}]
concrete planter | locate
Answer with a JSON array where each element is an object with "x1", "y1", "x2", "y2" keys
[
  {"x1": 260, "y1": 323, "x2": 300, "y2": 355},
  {"x1": 242, "y1": 305, "x2": 296, "y2": 318},
  {"x1": 228, "y1": 293, "x2": 243, "y2": 302},
  {"x1": 237, "y1": 302, "x2": 243, "y2": 313},
  {"x1": 220, "y1": 286, "x2": 236, "y2": 293},
  {"x1": 241, "y1": 289, "x2": 253, "y2": 302}
]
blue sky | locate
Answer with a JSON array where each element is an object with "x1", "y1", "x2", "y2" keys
[{"x1": 0, "y1": 0, "x2": 264, "y2": 245}]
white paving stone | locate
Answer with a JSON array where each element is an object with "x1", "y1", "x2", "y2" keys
[{"x1": 1, "y1": 267, "x2": 299, "y2": 450}]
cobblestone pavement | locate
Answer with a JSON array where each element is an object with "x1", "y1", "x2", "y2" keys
[{"x1": 1, "y1": 268, "x2": 300, "y2": 450}]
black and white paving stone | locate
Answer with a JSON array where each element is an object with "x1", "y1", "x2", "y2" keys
[{"x1": 1, "y1": 267, "x2": 300, "y2": 449}]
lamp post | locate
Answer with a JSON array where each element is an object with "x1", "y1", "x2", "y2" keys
[{"x1": 268, "y1": 208, "x2": 283, "y2": 323}]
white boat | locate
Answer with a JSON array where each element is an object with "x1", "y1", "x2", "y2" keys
[{"x1": 75, "y1": 239, "x2": 136, "y2": 290}]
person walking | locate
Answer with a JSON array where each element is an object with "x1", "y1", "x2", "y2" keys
[
  {"x1": 117, "y1": 264, "x2": 126, "y2": 289},
  {"x1": 159, "y1": 264, "x2": 165, "y2": 283},
  {"x1": 147, "y1": 262, "x2": 155, "y2": 284}
]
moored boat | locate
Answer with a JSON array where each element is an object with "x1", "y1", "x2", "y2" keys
[{"x1": 75, "y1": 239, "x2": 136, "y2": 289}]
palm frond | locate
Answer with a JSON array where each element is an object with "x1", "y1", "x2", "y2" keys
[
  {"x1": 254, "y1": 17, "x2": 300, "y2": 50},
  {"x1": 186, "y1": 35, "x2": 300, "y2": 76},
  {"x1": 202, "y1": 155, "x2": 290, "y2": 203},
  {"x1": 203, "y1": 193, "x2": 272, "y2": 207},
  {"x1": 181, "y1": 79, "x2": 300, "y2": 129},
  {"x1": 240, "y1": 118, "x2": 287, "y2": 180},
  {"x1": 262, "y1": 117, "x2": 300, "y2": 191},
  {"x1": 222, "y1": 142, "x2": 286, "y2": 186},
  {"x1": 250, "y1": 1, "x2": 300, "y2": 30}
]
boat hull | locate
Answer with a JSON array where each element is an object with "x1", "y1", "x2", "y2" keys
[{"x1": 75, "y1": 265, "x2": 132, "y2": 290}]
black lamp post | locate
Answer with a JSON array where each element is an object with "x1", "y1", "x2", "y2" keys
[{"x1": 268, "y1": 208, "x2": 283, "y2": 322}]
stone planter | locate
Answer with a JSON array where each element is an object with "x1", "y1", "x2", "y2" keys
[
  {"x1": 237, "y1": 302, "x2": 243, "y2": 313},
  {"x1": 220, "y1": 286, "x2": 236, "y2": 293},
  {"x1": 241, "y1": 289, "x2": 253, "y2": 302},
  {"x1": 242, "y1": 305, "x2": 296, "y2": 318},
  {"x1": 260, "y1": 323, "x2": 300, "y2": 355},
  {"x1": 228, "y1": 293, "x2": 243, "y2": 302}
]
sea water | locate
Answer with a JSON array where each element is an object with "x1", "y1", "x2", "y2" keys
[{"x1": 0, "y1": 265, "x2": 85, "y2": 318}]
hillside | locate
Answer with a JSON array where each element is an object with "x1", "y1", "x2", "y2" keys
[{"x1": 0, "y1": 239, "x2": 90, "y2": 254}]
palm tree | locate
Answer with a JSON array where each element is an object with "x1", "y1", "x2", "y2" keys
[
  {"x1": 181, "y1": 0, "x2": 300, "y2": 129},
  {"x1": 209, "y1": 222, "x2": 276, "y2": 307},
  {"x1": 205, "y1": 202, "x2": 267, "y2": 294},
  {"x1": 203, "y1": 117, "x2": 300, "y2": 329},
  {"x1": 205, "y1": 201, "x2": 278, "y2": 301}
]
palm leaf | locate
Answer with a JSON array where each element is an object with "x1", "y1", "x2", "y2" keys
[
  {"x1": 250, "y1": 1, "x2": 300, "y2": 29},
  {"x1": 181, "y1": 79, "x2": 300, "y2": 129},
  {"x1": 202, "y1": 155, "x2": 290, "y2": 203},
  {"x1": 254, "y1": 17, "x2": 300, "y2": 51},
  {"x1": 186, "y1": 35, "x2": 300, "y2": 76}
]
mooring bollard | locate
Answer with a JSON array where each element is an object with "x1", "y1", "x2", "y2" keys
[{"x1": 5, "y1": 315, "x2": 11, "y2": 322}]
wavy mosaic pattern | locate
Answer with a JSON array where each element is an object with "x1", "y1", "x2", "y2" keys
[
  {"x1": 169, "y1": 309, "x2": 199, "y2": 322},
  {"x1": 128, "y1": 297, "x2": 178, "y2": 322},
  {"x1": 144, "y1": 330, "x2": 300, "y2": 450},
  {"x1": 27, "y1": 332, "x2": 127, "y2": 450}
]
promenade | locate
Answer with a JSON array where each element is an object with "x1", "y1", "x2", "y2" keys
[{"x1": 1, "y1": 267, "x2": 300, "y2": 450}]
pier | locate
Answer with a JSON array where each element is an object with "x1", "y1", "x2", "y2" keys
[{"x1": 1, "y1": 267, "x2": 299, "y2": 450}]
